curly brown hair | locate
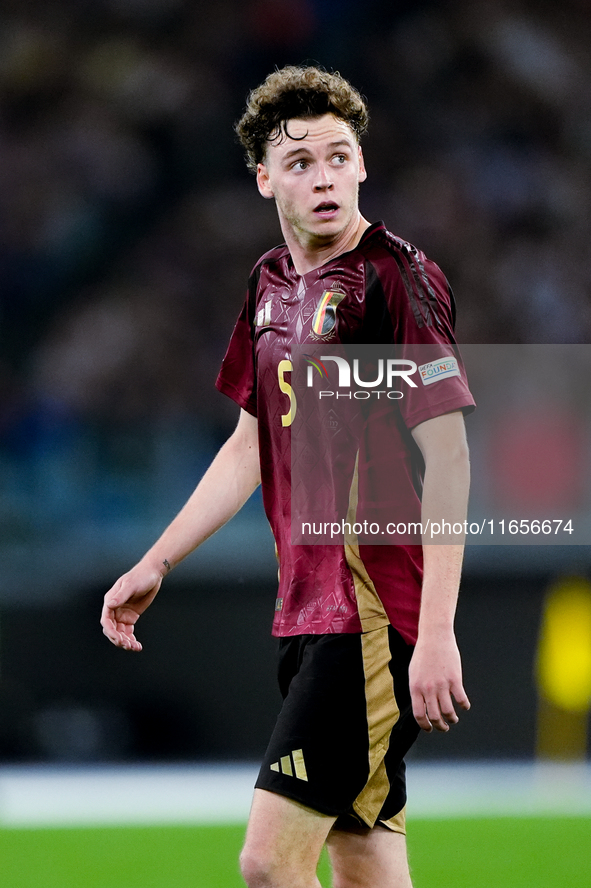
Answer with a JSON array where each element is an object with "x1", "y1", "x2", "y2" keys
[{"x1": 235, "y1": 65, "x2": 369, "y2": 173}]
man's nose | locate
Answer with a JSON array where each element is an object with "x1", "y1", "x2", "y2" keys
[{"x1": 313, "y1": 164, "x2": 334, "y2": 190}]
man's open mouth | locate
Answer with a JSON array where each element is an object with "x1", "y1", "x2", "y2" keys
[{"x1": 314, "y1": 202, "x2": 339, "y2": 214}]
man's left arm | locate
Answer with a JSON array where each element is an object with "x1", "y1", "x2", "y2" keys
[{"x1": 409, "y1": 410, "x2": 471, "y2": 733}]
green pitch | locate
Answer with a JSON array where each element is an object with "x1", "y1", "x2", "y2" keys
[{"x1": 1, "y1": 817, "x2": 589, "y2": 887}]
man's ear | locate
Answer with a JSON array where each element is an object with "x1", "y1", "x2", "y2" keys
[
  {"x1": 358, "y1": 146, "x2": 367, "y2": 184},
  {"x1": 257, "y1": 163, "x2": 274, "y2": 199}
]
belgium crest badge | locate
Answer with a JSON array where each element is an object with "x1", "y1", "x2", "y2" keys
[{"x1": 311, "y1": 289, "x2": 345, "y2": 338}]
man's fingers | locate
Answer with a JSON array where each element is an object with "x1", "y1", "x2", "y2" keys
[
  {"x1": 100, "y1": 600, "x2": 142, "y2": 651},
  {"x1": 101, "y1": 566, "x2": 163, "y2": 651},
  {"x1": 412, "y1": 685, "x2": 470, "y2": 733},
  {"x1": 100, "y1": 603, "x2": 118, "y2": 641},
  {"x1": 103, "y1": 621, "x2": 142, "y2": 651},
  {"x1": 411, "y1": 691, "x2": 434, "y2": 732},
  {"x1": 119, "y1": 625, "x2": 142, "y2": 652},
  {"x1": 451, "y1": 682, "x2": 471, "y2": 711},
  {"x1": 423, "y1": 696, "x2": 450, "y2": 732},
  {"x1": 438, "y1": 688, "x2": 461, "y2": 726},
  {"x1": 103, "y1": 576, "x2": 125, "y2": 608},
  {"x1": 101, "y1": 613, "x2": 126, "y2": 648}
]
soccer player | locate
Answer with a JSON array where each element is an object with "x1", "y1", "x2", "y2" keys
[{"x1": 101, "y1": 66, "x2": 474, "y2": 888}]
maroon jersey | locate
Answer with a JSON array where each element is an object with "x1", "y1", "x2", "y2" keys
[{"x1": 216, "y1": 222, "x2": 475, "y2": 643}]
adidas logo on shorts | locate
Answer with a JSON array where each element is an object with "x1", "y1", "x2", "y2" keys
[{"x1": 270, "y1": 748, "x2": 308, "y2": 781}]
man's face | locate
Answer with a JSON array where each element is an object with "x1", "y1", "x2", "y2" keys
[{"x1": 256, "y1": 114, "x2": 367, "y2": 249}]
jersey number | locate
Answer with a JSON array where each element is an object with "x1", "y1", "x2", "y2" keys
[{"x1": 277, "y1": 359, "x2": 296, "y2": 427}]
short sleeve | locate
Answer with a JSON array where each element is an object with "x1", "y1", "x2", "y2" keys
[
  {"x1": 368, "y1": 245, "x2": 475, "y2": 429},
  {"x1": 215, "y1": 285, "x2": 258, "y2": 417}
]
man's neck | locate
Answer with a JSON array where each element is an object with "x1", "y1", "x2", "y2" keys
[{"x1": 282, "y1": 214, "x2": 372, "y2": 275}]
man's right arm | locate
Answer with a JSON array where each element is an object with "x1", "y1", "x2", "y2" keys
[{"x1": 100, "y1": 408, "x2": 260, "y2": 651}]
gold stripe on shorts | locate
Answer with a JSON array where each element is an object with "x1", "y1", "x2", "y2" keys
[
  {"x1": 380, "y1": 805, "x2": 407, "y2": 835},
  {"x1": 345, "y1": 452, "x2": 403, "y2": 827},
  {"x1": 352, "y1": 624, "x2": 401, "y2": 827}
]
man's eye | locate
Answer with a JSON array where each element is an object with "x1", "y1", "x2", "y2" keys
[
  {"x1": 293, "y1": 160, "x2": 308, "y2": 171},
  {"x1": 334, "y1": 154, "x2": 347, "y2": 164}
]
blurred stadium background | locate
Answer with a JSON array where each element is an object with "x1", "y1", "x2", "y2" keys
[{"x1": 1, "y1": 0, "x2": 591, "y2": 885}]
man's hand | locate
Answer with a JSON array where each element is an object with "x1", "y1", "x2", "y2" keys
[
  {"x1": 101, "y1": 562, "x2": 164, "y2": 652},
  {"x1": 99, "y1": 410, "x2": 260, "y2": 653},
  {"x1": 408, "y1": 629, "x2": 471, "y2": 732}
]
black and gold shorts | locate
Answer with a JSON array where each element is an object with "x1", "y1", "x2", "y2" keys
[{"x1": 255, "y1": 625, "x2": 420, "y2": 834}]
